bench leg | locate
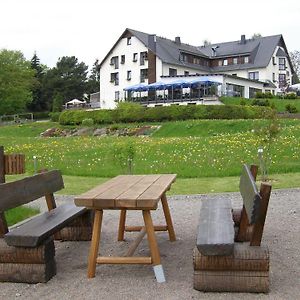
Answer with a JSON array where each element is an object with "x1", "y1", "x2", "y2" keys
[
  {"x1": 161, "y1": 194, "x2": 176, "y2": 242},
  {"x1": 87, "y1": 209, "x2": 103, "y2": 278},
  {"x1": 118, "y1": 209, "x2": 127, "y2": 241},
  {"x1": 142, "y1": 210, "x2": 165, "y2": 283}
]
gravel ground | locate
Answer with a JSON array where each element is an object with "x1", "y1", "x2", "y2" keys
[{"x1": 1, "y1": 189, "x2": 299, "y2": 300}]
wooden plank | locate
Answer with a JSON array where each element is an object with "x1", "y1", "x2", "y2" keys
[
  {"x1": 0, "y1": 146, "x2": 5, "y2": 183},
  {"x1": 96, "y1": 256, "x2": 152, "y2": 264},
  {"x1": 125, "y1": 225, "x2": 167, "y2": 232},
  {"x1": 125, "y1": 227, "x2": 147, "y2": 256},
  {"x1": 250, "y1": 182, "x2": 272, "y2": 246},
  {"x1": 196, "y1": 198, "x2": 234, "y2": 256},
  {"x1": 5, "y1": 204, "x2": 86, "y2": 247},
  {"x1": 193, "y1": 270, "x2": 269, "y2": 293},
  {"x1": 193, "y1": 243, "x2": 269, "y2": 271},
  {"x1": 136, "y1": 174, "x2": 176, "y2": 208},
  {"x1": 0, "y1": 259, "x2": 56, "y2": 283},
  {"x1": 75, "y1": 175, "x2": 144, "y2": 209},
  {"x1": 0, "y1": 238, "x2": 55, "y2": 264},
  {"x1": 0, "y1": 170, "x2": 64, "y2": 211},
  {"x1": 239, "y1": 164, "x2": 261, "y2": 225},
  {"x1": 45, "y1": 193, "x2": 57, "y2": 211},
  {"x1": 0, "y1": 213, "x2": 8, "y2": 238},
  {"x1": 115, "y1": 175, "x2": 161, "y2": 208}
]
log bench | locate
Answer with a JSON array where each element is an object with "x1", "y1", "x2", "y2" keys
[
  {"x1": 193, "y1": 164, "x2": 272, "y2": 293},
  {"x1": 0, "y1": 170, "x2": 92, "y2": 283}
]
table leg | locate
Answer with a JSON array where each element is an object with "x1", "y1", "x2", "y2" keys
[
  {"x1": 118, "y1": 209, "x2": 127, "y2": 241},
  {"x1": 142, "y1": 210, "x2": 165, "y2": 283},
  {"x1": 87, "y1": 209, "x2": 103, "y2": 278},
  {"x1": 161, "y1": 193, "x2": 176, "y2": 241}
]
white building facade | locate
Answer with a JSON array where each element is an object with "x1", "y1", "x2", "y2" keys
[{"x1": 99, "y1": 29, "x2": 294, "y2": 109}]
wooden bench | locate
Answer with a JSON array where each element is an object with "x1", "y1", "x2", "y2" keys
[
  {"x1": 0, "y1": 170, "x2": 92, "y2": 283},
  {"x1": 193, "y1": 164, "x2": 272, "y2": 293}
]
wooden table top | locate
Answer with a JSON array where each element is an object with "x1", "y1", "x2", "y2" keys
[{"x1": 74, "y1": 174, "x2": 177, "y2": 210}]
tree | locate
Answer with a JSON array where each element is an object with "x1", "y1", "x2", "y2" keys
[
  {"x1": 289, "y1": 50, "x2": 300, "y2": 84},
  {"x1": 0, "y1": 49, "x2": 34, "y2": 115},
  {"x1": 252, "y1": 33, "x2": 262, "y2": 39},
  {"x1": 41, "y1": 56, "x2": 89, "y2": 110},
  {"x1": 52, "y1": 92, "x2": 64, "y2": 112},
  {"x1": 27, "y1": 52, "x2": 48, "y2": 112},
  {"x1": 86, "y1": 59, "x2": 100, "y2": 96}
]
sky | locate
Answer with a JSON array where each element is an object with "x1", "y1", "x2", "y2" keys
[{"x1": 1, "y1": 0, "x2": 300, "y2": 70}]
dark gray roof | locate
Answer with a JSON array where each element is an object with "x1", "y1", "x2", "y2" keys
[
  {"x1": 101, "y1": 28, "x2": 293, "y2": 74},
  {"x1": 276, "y1": 47, "x2": 287, "y2": 57}
]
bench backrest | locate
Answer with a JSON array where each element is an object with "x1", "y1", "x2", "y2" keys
[
  {"x1": 0, "y1": 170, "x2": 64, "y2": 212},
  {"x1": 0, "y1": 170, "x2": 64, "y2": 237},
  {"x1": 238, "y1": 164, "x2": 272, "y2": 246},
  {"x1": 239, "y1": 164, "x2": 261, "y2": 225}
]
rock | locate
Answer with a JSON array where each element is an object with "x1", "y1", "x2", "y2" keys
[
  {"x1": 71, "y1": 128, "x2": 93, "y2": 136},
  {"x1": 93, "y1": 128, "x2": 107, "y2": 136},
  {"x1": 40, "y1": 128, "x2": 58, "y2": 137}
]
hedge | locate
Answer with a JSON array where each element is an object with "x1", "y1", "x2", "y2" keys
[{"x1": 59, "y1": 102, "x2": 273, "y2": 125}]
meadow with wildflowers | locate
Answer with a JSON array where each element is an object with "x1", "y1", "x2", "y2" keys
[{"x1": 1, "y1": 119, "x2": 300, "y2": 179}]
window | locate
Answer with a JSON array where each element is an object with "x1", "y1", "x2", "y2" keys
[
  {"x1": 110, "y1": 72, "x2": 119, "y2": 85},
  {"x1": 218, "y1": 60, "x2": 222, "y2": 66},
  {"x1": 133, "y1": 53, "x2": 138, "y2": 62},
  {"x1": 115, "y1": 91, "x2": 120, "y2": 101},
  {"x1": 272, "y1": 73, "x2": 276, "y2": 82},
  {"x1": 244, "y1": 56, "x2": 249, "y2": 64},
  {"x1": 279, "y1": 58, "x2": 286, "y2": 70},
  {"x1": 169, "y1": 68, "x2": 177, "y2": 76},
  {"x1": 110, "y1": 56, "x2": 119, "y2": 69},
  {"x1": 184, "y1": 71, "x2": 189, "y2": 76},
  {"x1": 232, "y1": 73, "x2": 237, "y2": 76},
  {"x1": 127, "y1": 70, "x2": 131, "y2": 80},
  {"x1": 127, "y1": 37, "x2": 131, "y2": 45},
  {"x1": 121, "y1": 55, "x2": 125, "y2": 64},
  {"x1": 140, "y1": 69, "x2": 148, "y2": 82},
  {"x1": 140, "y1": 51, "x2": 148, "y2": 65},
  {"x1": 272, "y1": 57, "x2": 276, "y2": 65},
  {"x1": 223, "y1": 59, "x2": 228, "y2": 66},
  {"x1": 233, "y1": 58, "x2": 238, "y2": 65},
  {"x1": 279, "y1": 74, "x2": 286, "y2": 85},
  {"x1": 248, "y1": 71, "x2": 259, "y2": 80}
]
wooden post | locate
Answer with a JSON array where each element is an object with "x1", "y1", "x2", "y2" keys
[
  {"x1": 161, "y1": 194, "x2": 176, "y2": 241},
  {"x1": 250, "y1": 183, "x2": 272, "y2": 246},
  {"x1": 87, "y1": 209, "x2": 103, "y2": 278},
  {"x1": 250, "y1": 164, "x2": 258, "y2": 181},
  {"x1": 0, "y1": 146, "x2": 5, "y2": 183},
  {"x1": 45, "y1": 193, "x2": 57, "y2": 211},
  {"x1": 117, "y1": 209, "x2": 126, "y2": 241},
  {"x1": 0, "y1": 146, "x2": 8, "y2": 237}
]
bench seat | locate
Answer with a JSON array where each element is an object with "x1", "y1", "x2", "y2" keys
[
  {"x1": 5, "y1": 204, "x2": 86, "y2": 247},
  {"x1": 196, "y1": 198, "x2": 235, "y2": 256}
]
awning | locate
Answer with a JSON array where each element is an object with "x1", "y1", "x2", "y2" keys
[{"x1": 124, "y1": 83, "x2": 148, "y2": 92}]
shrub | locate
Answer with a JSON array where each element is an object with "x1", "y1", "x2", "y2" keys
[
  {"x1": 255, "y1": 92, "x2": 274, "y2": 99},
  {"x1": 252, "y1": 99, "x2": 270, "y2": 107},
  {"x1": 240, "y1": 99, "x2": 246, "y2": 106},
  {"x1": 284, "y1": 93, "x2": 297, "y2": 99},
  {"x1": 33, "y1": 111, "x2": 50, "y2": 120},
  {"x1": 285, "y1": 104, "x2": 298, "y2": 113},
  {"x1": 59, "y1": 104, "x2": 272, "y2": 125},
  {"x1": 49, "y1": 112, "x2": 61, "y2": 122},
  {"x1": 82, "y1": 118, "x2": 94, "y2": 126}
]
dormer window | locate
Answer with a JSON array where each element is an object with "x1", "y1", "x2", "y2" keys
[
  {"x1": 244, "y1": 56, "x2": 249, "y2": 64},
  {"x1": 233, "y1": 58, "x2": 238, "y2": 65},
  {"x1": 223, "y1": 59, "x2": 228, "y2": 66},
  {"x1": 127, "y1": 37, "x2": 131, "y2": 45}
]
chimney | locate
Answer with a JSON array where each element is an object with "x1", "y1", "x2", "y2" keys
[
  {"x1": 241, "y1": 34, "x2": 246, "y2": 44},
  {"x1": 148, "y1": 34, "x2": 156, "y2": 53},
  {"x1": 175, "y1": 36, "x2": 181, "y2": 44}
]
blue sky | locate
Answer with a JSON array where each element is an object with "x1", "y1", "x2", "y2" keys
[{"x1": 1, "y1": 0, "x2": 299, "y2": 70}]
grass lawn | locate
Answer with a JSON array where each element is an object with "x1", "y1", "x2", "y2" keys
[
  {"x1": 220, "y1": 96, "x2": 300, "y2": 112},
  {"x1": 5, "y1": 206, "x2": 39, "y2": 227},
  {"x1": 1, "y1": 119, "x2": 300, "y2": 178}
]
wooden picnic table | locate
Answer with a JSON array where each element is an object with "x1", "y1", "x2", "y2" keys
[{"x1": 74, "y1": 174, "x2": 177, "y2": 283}]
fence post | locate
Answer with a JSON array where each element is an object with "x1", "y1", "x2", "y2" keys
[{"x1": 0, "y1": 146, "x2": 5, "y2": 184}]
